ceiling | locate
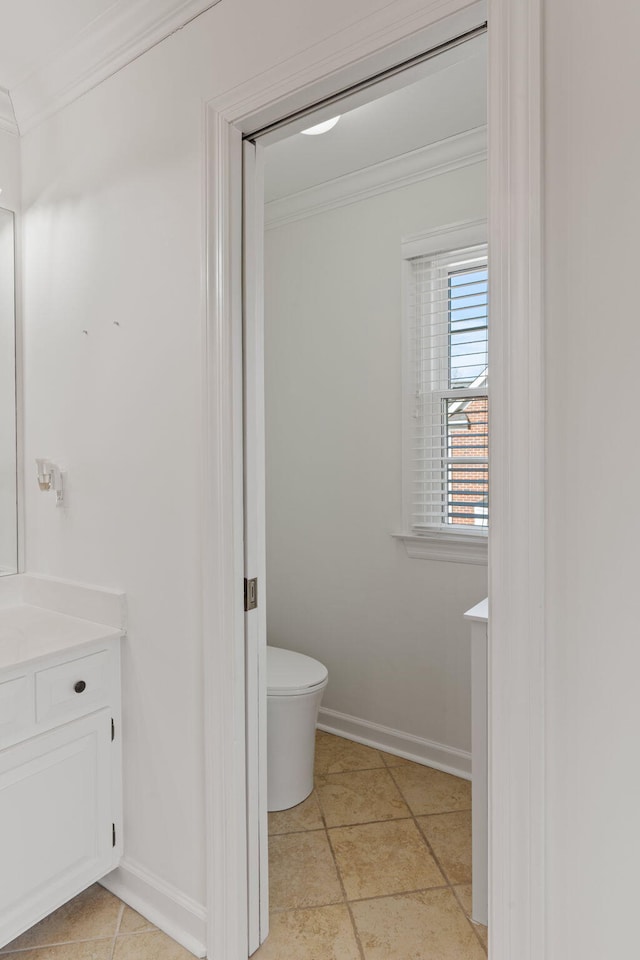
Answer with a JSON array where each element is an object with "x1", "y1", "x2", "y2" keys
[
  {"x1": 0, "y1": 3, "x2": 485, "y2": 160},
  {"x1": 0, "y1": 0, "x2": 220, "y2": 134},
  {"x1": 0, "y1": 0, "x2": 118, "y2": 91},
  {"x1": 264, "y1": 36, "x2": 486, "y2": 203}
]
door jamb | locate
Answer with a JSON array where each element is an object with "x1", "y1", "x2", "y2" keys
[{"x1": 202, "y1": 1, "x2": 544, "y2": 958}]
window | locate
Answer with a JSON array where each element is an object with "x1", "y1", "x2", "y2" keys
[{"x1": 400, "y1": 221, "x2": 488, "y2": 563}]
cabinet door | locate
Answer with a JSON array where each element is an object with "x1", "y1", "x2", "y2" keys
[{"x1": 0, "y1": 709, "x2": 114, "y2": 948}]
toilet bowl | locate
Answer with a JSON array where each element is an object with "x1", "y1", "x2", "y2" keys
[{"x1": 267, "y1": 646, "x2": 328, "y2": 811}]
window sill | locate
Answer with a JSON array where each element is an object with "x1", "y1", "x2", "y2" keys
[{"x1": 393, "y1": 531, "x2": 488, "y2": 565}]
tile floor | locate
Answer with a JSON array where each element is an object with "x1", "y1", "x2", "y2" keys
[
  {"x1": 0, "y1": 885, "x2": 194, "y2": 960},
  {"x1": 0, "y1": 732, "x2": 487, "y2": 960},
  {"x1": 257, "y1": 731, "x2": 487, "y2": 959}
]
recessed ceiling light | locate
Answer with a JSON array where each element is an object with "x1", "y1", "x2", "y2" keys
[{"x1": 301, "y1": 116, "x2": 341, "y2": 136}]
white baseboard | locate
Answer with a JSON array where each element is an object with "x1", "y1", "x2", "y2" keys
[
  {"x1": 100, "y1": 858, "x2": 207, "y2": 958},
  {"x1": 317, "y1": 707, "x2": 471, "y2": 780}
]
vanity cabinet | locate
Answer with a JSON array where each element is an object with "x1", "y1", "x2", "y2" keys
[{"x1": 0, "y1": 621, "x2": 122, "y2": 949}]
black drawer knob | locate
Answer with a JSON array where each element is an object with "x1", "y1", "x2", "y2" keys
[{"x1": 74, "y1": 680, "x2": 87, "y2": 694}]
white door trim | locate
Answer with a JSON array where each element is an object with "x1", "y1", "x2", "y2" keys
[
  {"x1": 202, "y1": 1, "x2": 544, "y2": 958},
  {"x1": 242, "y1": 139, "x2": 269, "y2": 954},
  {"x1": 201, "y1": 108, "x2": 247, "y2": 960},
  {"x1": 487, "y1": 2, "x2": 545, "y2": 957}
]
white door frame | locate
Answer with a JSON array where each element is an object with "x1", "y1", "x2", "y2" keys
[
  {"x1": 242, "y1": 138, "x2": 269, "y2": 955},
  {"x1": 202, "y1": 1, "x2": 544, "y2": 958}
]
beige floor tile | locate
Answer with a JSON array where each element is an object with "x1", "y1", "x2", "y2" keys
[
  {"x1": 418, "y1": 811, "x2": 472, "y2": 884},
  {"x1": 330, "y1": 819, "x2": 445, "y2": 900},
  {"x1": 453, "y1": 883, "x2": 473, "y2": 916},
  {"x1": 316, "y1": 768, "x2": 410, "y2": 827},
  {"x1": 389, "y1": 763, "x2": 471, "y2": 816},
  {"x1": 252, "y1": 905, "x2": 360, "y2": 960},
  {"x1": 453, "y1": 886, "x2": 488, "y2": 951},
  {"x1": 269, "y1": 831, "x2": 343, "y2": 911},
  {"x1": 268, "y1": 790, "x2": 324, "y2": 835},
  {"x1": 118, "y1": 907, "x2": 156, "y2": 935},
  {"x1": 0, "y1": 944, "x2": 113, "y2": 960},
  {"x1": 315, "y1": 732, "x2": 385, "y2": 775},
  {"x1": 380, "y1": 752, "x2": 421, "y2": 767},
  {"x1": 351, "y1": 888, "x2": 486, "y2": 960},
  {"x1": 113, "y1": 931, "x2": 195, "y2": 960},
  {"x1": 0, "y1": 886, "x2": 122, "y2": 953}
]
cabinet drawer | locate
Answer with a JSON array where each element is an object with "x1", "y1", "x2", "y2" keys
[
  {"x1": 0, "y1": 676, "x2": 32, "y2": 744},
  {"x1": 35, "y1": 650, "x2": 111, "y2": 725}
]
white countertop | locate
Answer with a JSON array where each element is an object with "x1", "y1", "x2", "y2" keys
[
  {"x1": 0, "y1": 604, "x2": 121, "y2": 671},
  {"x1": 464, "y1": 598, "x2": 488, "y2": 623}
]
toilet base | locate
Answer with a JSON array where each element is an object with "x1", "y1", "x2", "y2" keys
[{"x1": 267, "y1": 684, "x2": 326, "y2": 812}]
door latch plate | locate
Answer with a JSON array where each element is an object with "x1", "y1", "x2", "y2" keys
[{"x1": 244, "y1": 578, "x2": 258, "y2": 612}]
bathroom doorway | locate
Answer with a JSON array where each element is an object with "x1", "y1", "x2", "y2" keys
[
  {"x1": 246, "y1": 26, "x2": 489, "y2": 958},
  {"x1": 200, "y1": 0, "x2": 545, "y2": 955}
]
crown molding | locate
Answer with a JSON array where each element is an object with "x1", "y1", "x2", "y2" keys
[
  {"x1": 265, "y1": 125, "x2": 487, "y2": 229},
  {"x1": 0, "y1": 89, "x2": 18, "y2": 136},
  {"x1": 10, "y1": 0, "x2": 223, "y2": 134}
]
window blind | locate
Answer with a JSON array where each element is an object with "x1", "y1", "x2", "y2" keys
[{"x1": 407, "y1": 244, "x2": 489, "y2": 532}]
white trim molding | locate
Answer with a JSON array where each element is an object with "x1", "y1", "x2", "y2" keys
[
  {"x1": 318, "y1": 708, "x2": 472, "y2": 780},
  {"x1": 203, "y1": 102, "x2": 248, "y2": 960},
  {"x1": 10, "y1": 0, "x2": 223, "y2": 134},
  {"x1": 487, "y1": 1, "x2": 545, "y2": 959},
  {"x1": 0, "y1": 89, "x2": 18, "y2": 136},
  {"x1": 265, "y1": 125, "x2": 486, "y2": 229},
  {"x1": 100, "y1": 858, "x2": 207, "y2": 958},
  {"x1": 401, "y1": 216, "x2": 487, "y2": 259},
  {"x1": 395, "y1": 532, "x2": 488, "y2": 564}
]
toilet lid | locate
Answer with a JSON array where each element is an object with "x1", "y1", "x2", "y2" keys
[{"x1": 267, "y1": 646, "x2": 328, "y2": 696}]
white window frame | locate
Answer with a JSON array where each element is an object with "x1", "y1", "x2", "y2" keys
[{"x1": 398, "y1": 218, "x2": 488, "y2": 564}]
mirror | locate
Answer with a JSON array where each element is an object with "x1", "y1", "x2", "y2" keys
[{"x1": 0, "y1": 208, "x2": 17, "y2": 575}]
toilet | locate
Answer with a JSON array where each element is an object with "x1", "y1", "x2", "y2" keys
[{"x1": 267, "y1": 646, "x2": 328, "y2": 811}]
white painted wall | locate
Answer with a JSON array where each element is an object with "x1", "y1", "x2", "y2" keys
[
  {"x1": 265, "y1": 163, "x2": 487, "y2": 757},
  {"x1": 544, "y1": 1, "x2": 640, "y2": 955},
  {"x1": 20, "y1": 45, "x2": 207, "y2": 907},
  {"x1": 0, "y1": 129, "x2": 20, "y2": 212},
  {"x1": 18, "y1": 0, "x2": 424, "y2": 922}
]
